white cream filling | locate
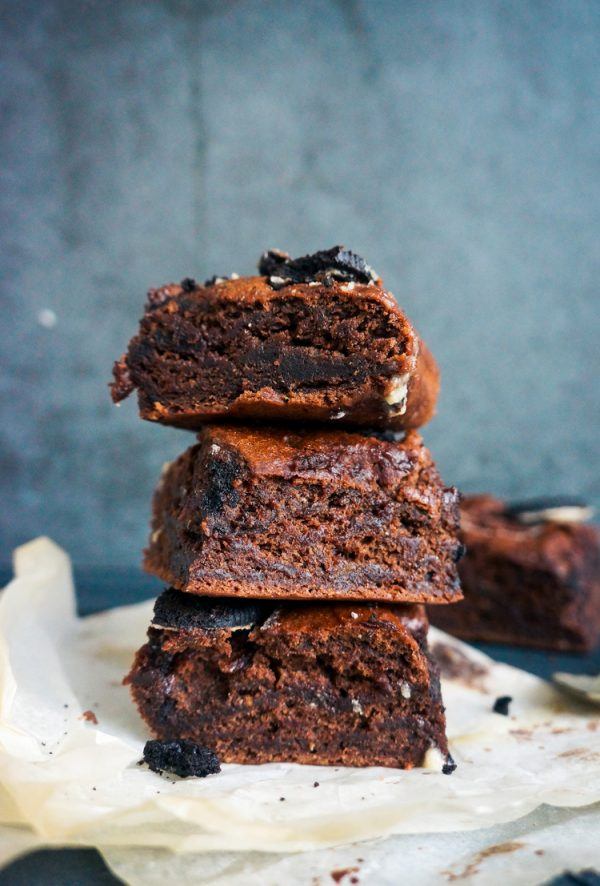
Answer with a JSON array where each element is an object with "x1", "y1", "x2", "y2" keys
[{"x1": 517, "y1": 505, "x2": 595, "y2": 525}]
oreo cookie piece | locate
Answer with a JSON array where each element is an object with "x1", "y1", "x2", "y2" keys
[
  {"x1": 492, "y1": 695, "x2": 512, "y2": 716},
  {"x1": 152, "y1": 587, "x2": 271, "y2": 632},
  {"x1": 541, "y1": 871, "x2": 600, "y2": 886},
  {"x1": 505, "y1": 497, "x2": 594, "y2": 526},
  {"x1": 142, "y1": 739, "x2": 221, "y2": 778},
  {"x1": 180, "y1": 277, "x2": 197, "y2": 292},
  {"x1": 258, "y1": 246, "x2": 380, "y2": 288},
  {"x1": 442, "y1": 753, "x2": 457, "y2": 775}
]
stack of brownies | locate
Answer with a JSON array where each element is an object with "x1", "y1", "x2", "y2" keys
[{"x1": 112, "y1": 248, "x2": 463, "y2": 771}]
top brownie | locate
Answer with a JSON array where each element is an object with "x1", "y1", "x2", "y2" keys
[{"x1": 111, "y1": 247, "x2": 439, "y2": 430}]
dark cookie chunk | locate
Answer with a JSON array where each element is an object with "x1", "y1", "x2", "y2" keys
[
  {"x1": 180, "y1": 277, "x2": 197, "y2": 292},
  {"x1": 152, "y1": 587, "x2": 270, "y2": 632},
  {"x1": 258, "y1": 246, "x2": 379, "y2": 288},
  {"x1": 493, "y1": 695, "x2": 512, "y2": 716},
  {"x1": 142, "y1": 739, "x2": 221, "y2": 778},
  {"x1": 542, "y1": 871, "x2": 600, "y2": 886},
  {"x1": 505, "y1": 497, "x2": 594, "y2": 526},
  {"x1": 442, "y1": 753, "x2": 457, "y2": 774}
]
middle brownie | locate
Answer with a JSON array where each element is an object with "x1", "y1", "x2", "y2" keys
[{"x1": 144, "y1": 424, "x2": 463, "y2": 603}]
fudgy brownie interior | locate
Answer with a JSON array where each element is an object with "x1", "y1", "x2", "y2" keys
[
  {"x1": 111, "y1": 249, "x2": 439, "y2": 430},
  {"x1": 144, "y1": 424, "x2": 463, "y2": 602},
  {"x1": 127, "y1": 589, "x2": 450, "y2": 768}
]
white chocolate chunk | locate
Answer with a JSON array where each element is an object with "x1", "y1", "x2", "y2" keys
[
  {"x1": 516, "y1": 505, "x2": 595, "y2": 525},
  {"x1": 384, "y1": 373, "x2": 410, "y2": 415},
  {"x1": 422, "y1": 746, "x2": 445, "y2": 771}
]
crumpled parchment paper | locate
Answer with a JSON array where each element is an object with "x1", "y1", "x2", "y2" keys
[{"x1": 0, "y1": 538, "x2": 599, "y2": 883}]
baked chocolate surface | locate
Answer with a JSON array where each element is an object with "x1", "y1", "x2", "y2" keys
[
  {"x1": 430, "y1": 495, "x2": 600, "y2": 652},
  {"x1": 144, "y1": 424, "x2": 462, "y2": 603},
  {"x1": 110, "y1": 248, "x2": 439, "y2": 431},
  {"x1": 127, "y1": 590, "x2": 450, "y2": 768}
]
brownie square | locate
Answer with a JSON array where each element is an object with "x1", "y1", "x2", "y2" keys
[
  {"x1": 144, "y1": 424, "x2": 463, "y2": 603},
  {"x1": 110, "y1": 248, "x2": 439, "y2": 431},
  {"x1": 126, "y1": 588, "x2": 450, "y2": 768},
  {"x1": 429, "y1": 495, "x2": 600, "y2": 652}
]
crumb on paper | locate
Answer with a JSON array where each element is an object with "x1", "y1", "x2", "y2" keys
[
  {"x1": 442, "y1": 841, "x2": 525, "y2": 881},
  {"x1": 493, "y1": 696, "x2": 513, "y2": 716},
  {"x1": 81, "y1": 709, "x2": 98, "y2": 724},
  {"x1": 331, "y1": 867, "x2": 360, "y2": 883}
]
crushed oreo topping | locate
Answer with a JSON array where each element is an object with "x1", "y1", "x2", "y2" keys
[
  {"x1": 204, "y1": 273, "x2": 239, "y2": 287},
  {"x1": 442, "y1": 753, "x2": 457, "y2": 775},
  {"x1": 505, "y1": 497, "x2": 594, "y2": 526},
  {"x1": 258, "y1": 246, "x2": 380, "y2": 289},
  {"x1": 493, "y1": 695, "x2": 513, "y2": 716},
  {"x1": 110, "y1": 357, "x2": 134, "y2": 403},
  {"x1": 146, "y1": 285, "x2": 176, "y2": 309},
  {"x1": 180, "y1": 277, "x2": 197, "y2": 292},
  {"x1": 142, "y1": 739, "x2": 220, "y2": 778},
  {"x1": 152, "y1": 587, "x2": 271, "y2": 632}
]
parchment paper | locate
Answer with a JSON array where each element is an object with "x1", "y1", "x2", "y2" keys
[{"x1": 0, "y1": 538, "x2": 599, "y2": 882}]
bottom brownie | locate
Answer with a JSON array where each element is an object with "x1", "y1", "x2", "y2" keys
[
  {"x1": 430, "y1": 494, "x2": 600, "y2": 652},
  {"x1": 126, "y1": 589, "x2": 450, "y2": 769}
]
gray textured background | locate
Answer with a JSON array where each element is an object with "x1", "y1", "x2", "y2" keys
[{"x1": 1, "y1": 0, "x2": 599, "y2": 566}]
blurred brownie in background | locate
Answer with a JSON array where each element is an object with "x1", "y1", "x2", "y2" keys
[{"x1": 430, "y1": 495, "x2": 600, "y2": 652}]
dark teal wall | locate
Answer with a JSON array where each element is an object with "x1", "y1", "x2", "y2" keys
[{"x1": 2, "y1": 0, "x2": 599, "y2": 564}]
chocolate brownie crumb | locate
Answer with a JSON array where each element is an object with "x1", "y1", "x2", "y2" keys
[
  {"x1": 142, "y1": 739, "x2": 221, "y2": 778},
  {"x1": 110, "y1": 356, "x2": 134, "y2": 402},
  {"x1": 258, "y1": 246, "x2": 379, "y2": 288},
  {"x1": 442, "y1": 753, "x2": 457, "y2": 774},
  {"x1": 180, "y1": 277, "x2": 197, "y2": 292},
  {"x1": 493, "y1": 696, "x2": 513, "y2": 716}
]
